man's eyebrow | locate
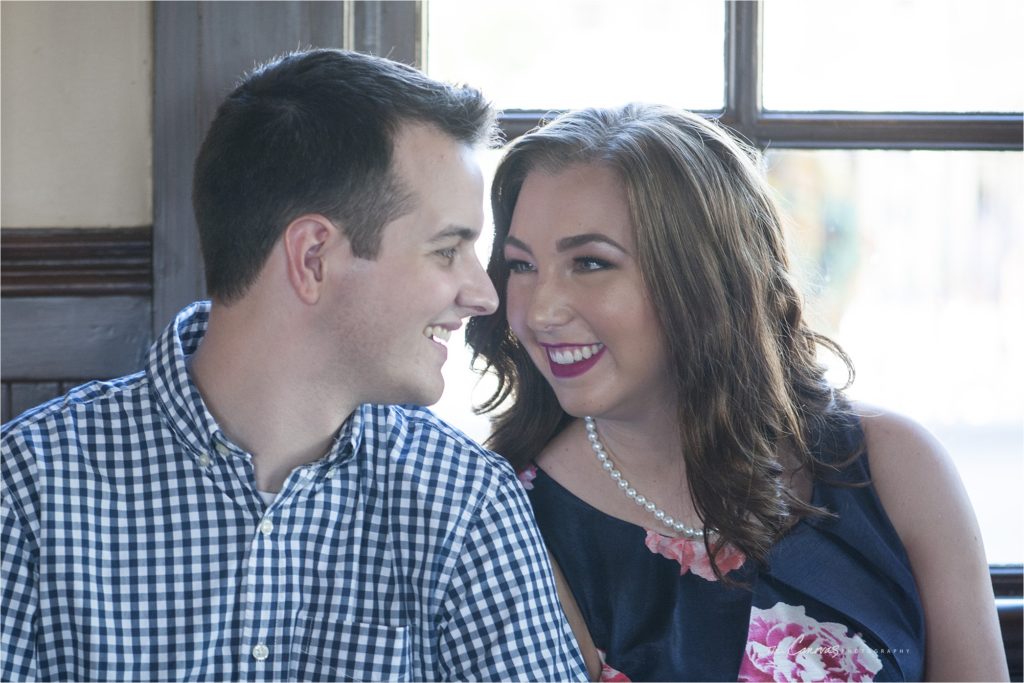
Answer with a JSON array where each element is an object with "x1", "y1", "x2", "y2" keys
[
  {"x1": 555, "y1": 233, "x2": 628, "y2": 253},
  {"x1": 429, "y1": 226, "x2": 479, "y2": 243}
]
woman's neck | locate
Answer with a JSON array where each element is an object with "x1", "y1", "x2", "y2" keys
[{"x1": 585, "y1": 404, "x2": 684, "y2": 474}]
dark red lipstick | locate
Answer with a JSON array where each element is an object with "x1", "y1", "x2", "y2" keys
[{"x1": 543, "y1": 344, "x2": 606, "y2": 379}]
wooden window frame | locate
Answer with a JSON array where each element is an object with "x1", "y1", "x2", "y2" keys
[{"x1": 499, "y1": 2, "x2": 1022, "y2": 151}]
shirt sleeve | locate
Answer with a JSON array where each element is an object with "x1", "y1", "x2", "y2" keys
[
  {"x1": 436, "y1": 473, "x2": 588, "y2": 682},
  {"x1": 1, "y1": 490, "x2": 39, "y2": 682}
]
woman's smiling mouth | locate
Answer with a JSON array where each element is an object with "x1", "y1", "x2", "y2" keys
[{"x1": 542, "y1": 343, "x2": 606, "y2": 378}]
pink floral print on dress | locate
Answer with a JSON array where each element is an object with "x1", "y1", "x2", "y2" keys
[
  {"x1": 738, "y1": 602, "x2": 883, "y2": 682},
  {"x1": 597, "y1": 649, "x2": 632, "y2": 682},
  {"x1": 643, "y1": 530, "x2": 746, "y2": 581},
  {"x1": 517, "y1": 464, "x2": 538, "y2": 490}
]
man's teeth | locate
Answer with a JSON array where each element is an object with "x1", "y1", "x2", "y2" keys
[
  {"x1": 548, "y1": 344, "x2": 603, "y2": 365},
  {"x1": 424, "y1": 326, "x2": 452, "y2": 344}
]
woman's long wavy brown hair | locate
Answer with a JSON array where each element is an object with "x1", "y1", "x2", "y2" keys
[{"x1": 466, "y1": 104, "x2": 861, "y2": 577}]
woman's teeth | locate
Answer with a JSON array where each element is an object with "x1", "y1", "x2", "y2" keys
[
  {"x1": 547, "y1": 343, "x2": 603, "y2": 365},
  {"x1": 424, "y1": 326, "x2": 452, "y2": 344}
]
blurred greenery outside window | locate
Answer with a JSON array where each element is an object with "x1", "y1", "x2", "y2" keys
[{"x1": 425, "y1": 0, "x2": 1023, "y2": 565}]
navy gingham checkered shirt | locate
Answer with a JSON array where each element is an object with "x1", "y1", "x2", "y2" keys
[{"x1": 1, "y1": 302, "x2": 587, "y2": 682}]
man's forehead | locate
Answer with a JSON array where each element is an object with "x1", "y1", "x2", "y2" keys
[
  {"x1": 391, "y1": 121, "x2": 468, "y2": 163},
  {"x1": 390, "y1": 124, "x2": 481, "y2": 193}
]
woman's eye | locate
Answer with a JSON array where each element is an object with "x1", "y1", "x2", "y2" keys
[
  {"x1": 574, "y1": 256, "x2": 613, "y2": 272},
  {"x1": 504, "y1": 259, "x2": 535, "y2": 274}
]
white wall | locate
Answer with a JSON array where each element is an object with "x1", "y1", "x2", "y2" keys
[{"x1": 1, "y1": 1, "x2": 153, "y2": 228}]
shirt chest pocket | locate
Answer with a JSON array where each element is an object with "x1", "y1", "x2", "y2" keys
[{"x1": 292, "y1": 618, "x2": 412, "y2": 682}]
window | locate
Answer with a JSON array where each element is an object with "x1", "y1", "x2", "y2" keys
[
  {"x1": 426, "y1": 1, "x2": 1023, "y2": 566},
  {"x1": 427, "y1": 1, "x2": 724, "y2": 111},
  {"x1": 767, "y1": 148, "x2": 1021, "y2": 566},
  {"x1": 761, "y1": 2, "x2": 1023, "y2": 113}
]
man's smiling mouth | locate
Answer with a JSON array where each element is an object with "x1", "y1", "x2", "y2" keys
[{"x1": 424, "y1": 325, "x2": 453, "y2": 345}]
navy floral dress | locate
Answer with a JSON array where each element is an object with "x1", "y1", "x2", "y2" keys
[{"x1": 521, "y1": 418, "x2": 925, "y2": 682}]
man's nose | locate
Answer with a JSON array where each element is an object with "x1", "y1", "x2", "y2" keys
[{"x1": 457, "y1": 256, "x2": 499, "y2": 317}]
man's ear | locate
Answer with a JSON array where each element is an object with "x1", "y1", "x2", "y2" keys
[{"x1": 282, "y1": 214, "x2": 345, "y2": 305}]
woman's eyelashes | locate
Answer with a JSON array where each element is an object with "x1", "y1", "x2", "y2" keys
[
  {"x1": 573, "y1": 256, "x2": 614, "y2": 272},
  {"x1": 503, "y1": 255, "x2": 616, "y2": 274},
  {"x1": 504, "y1": 258, "x2": 535, "y2": 274}
]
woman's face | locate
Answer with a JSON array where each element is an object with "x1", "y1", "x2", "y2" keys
[{"x1": 503, "y1": 162, "x2": 675, "y2": 421}]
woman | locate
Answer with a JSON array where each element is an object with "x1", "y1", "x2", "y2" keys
[{"x1": 466, "y1": 104, "x2": 1006, "y2": 681}]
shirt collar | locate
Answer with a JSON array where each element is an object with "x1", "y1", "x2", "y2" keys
[
  {"x1": 331, "y1": 403, "x2": 365, "y2": 465},
  {"x1": 147, "y1": 301, "x2": 224, "y2": 457}
]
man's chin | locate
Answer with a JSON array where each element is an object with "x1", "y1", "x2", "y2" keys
[
  {"x1": 400, "y1": 381, "x2": 445, "y2": 408},
  {"x1": 421, "y1": 387, "x2": 445, "y2": 408},
  {"x1": 365, "y1": 371, "x2": 445, "y2": 408}
]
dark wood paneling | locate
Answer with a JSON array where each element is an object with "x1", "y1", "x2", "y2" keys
[
  {"x1": 2, "y1": 381, "x2": 108, "y2": 423},
  {"x1": 353, "y1": 1, "x2": 422, "y2": 66},
  {"x1": 1001, "y1": 600, "x2": 1023, "y2": 680},
  {"x1": 153, "y1": 0, "x2": 204, "y2": 337},
  {"x1": 994, "y1": 566, "x2": 1024, "y2": 597},
  {"x1": 5, "y1": 382, "x2": 60, "y2": 422},
  {"x1": 1, "y1": 227, "x2": 151, "y2": 297},
  {"x1": 153, "y1": 1, "x2": 350, "y2": 336},
  {"x1": 1, "y1": 296, "x2": 151, "y2": 380},
  {"x1": 1, "y1": 383, "x2": 11, "y2": 423},
  {"x1": 994, "y1": 567, "x2": 1024, "y2": 679}
]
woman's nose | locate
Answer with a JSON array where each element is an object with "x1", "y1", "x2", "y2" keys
[{"x1": 525, "y1": 275, "x2": 573, "y2": 332}]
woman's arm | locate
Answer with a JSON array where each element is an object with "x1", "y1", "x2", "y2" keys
[
  {"x1": 861, "y1": 406, "x2": 1008, "y2": 681},
  {"x1": 549, "y1": 551, "x2": 603, "y2": 681}
]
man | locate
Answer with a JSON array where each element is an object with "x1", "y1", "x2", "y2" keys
[{"x1": 1, "y1": 49, "x2": 587, "y2": 682}]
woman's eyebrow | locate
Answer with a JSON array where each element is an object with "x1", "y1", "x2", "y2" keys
[
  {"x1": 503, "y1": 235, "x2": 533, "y2": 254},
  {"x1": 555, "y1": 233, "x2": 628, "y2": 253},
  {"x1": 505, "y1": 233, "x2": 629, "y2": 254}
]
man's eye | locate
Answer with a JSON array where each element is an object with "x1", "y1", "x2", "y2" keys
[
  {"x1": 437, "y1": 247, "x2": 458, "y2": 263},
  {"x1": 574, "y1": 257, "x2": 613, "y2": 272},
  {"x1": 504, "y1": 259, "x2": 535, "y2": 274}
]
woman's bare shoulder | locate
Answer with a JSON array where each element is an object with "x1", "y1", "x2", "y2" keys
[
  {"x1": 853, "y1": 402, "x2": 1007, "y2": 680},
  {"x1": 853, "y1": 402, "x2": 958, "y2": 545}
]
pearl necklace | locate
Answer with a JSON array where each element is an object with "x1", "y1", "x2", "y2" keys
[{"x1": 584, "y1": 416, "x2": 709, "y2": 540}]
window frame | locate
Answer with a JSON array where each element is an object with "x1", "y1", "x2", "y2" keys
[{"x1": 498, "y1": 1, "x2": 1022, "y2": 151}]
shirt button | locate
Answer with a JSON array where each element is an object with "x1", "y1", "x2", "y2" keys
[
  {"x1": 216, "y1": 442, "x2": 231, "y2": 457},
  {"x1": 259, "y1": 519, "x2": 274, "y2": 536},
  {"x1": 197, "y1": 453, "x2": 211, "y2": 468},
  {"x1": 252, "y1": 643, "x2": 269, "y2": 661},
  {"x1": 325, "y1": 467, "x2": 337, "y2": 479}
]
